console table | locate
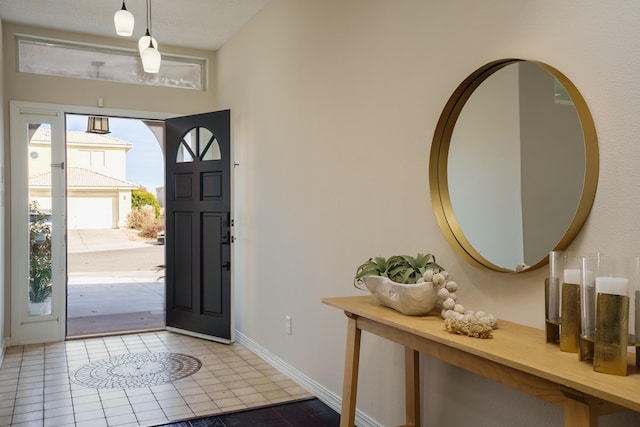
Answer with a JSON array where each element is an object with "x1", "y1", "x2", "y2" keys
[{"x1": 322, "y1": 295, "x2": 640, "y2": 427}]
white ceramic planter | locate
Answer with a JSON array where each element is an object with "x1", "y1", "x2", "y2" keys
[
  {"x1": 28, "y1": 298, "x2": 51, "y2": 316},
  {"x1": 363, "y1": 276, "x2": 438, "y2": 316}
]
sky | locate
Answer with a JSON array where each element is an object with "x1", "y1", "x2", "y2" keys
[{"x1": 65, "y1": 114, "x2": 164, "y2": 192}]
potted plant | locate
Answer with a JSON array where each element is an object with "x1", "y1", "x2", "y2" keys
[
  {"x1": 353, "y1": 253, "x2": 450, "y2": 315},
  {"x1": 28, "y1": 202, "x2": 53, "y2": 315},
  {"x1": 29, "y1": 256, "x2": 52, "y2": 312},
  {"x1": 354, "y1": 253, "x2": 444, "y2": 286},
  {"x1": 354, "y1": 253, "x2": 498, "y2": 337}
]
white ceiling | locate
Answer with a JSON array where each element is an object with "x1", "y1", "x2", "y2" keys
[{"x1": 0, "y1": 0, "x2": 269, "y2": 51}]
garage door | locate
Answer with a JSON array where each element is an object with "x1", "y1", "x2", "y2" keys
[{"x1": 68, "y1": 197, "x2": 114, "y2": 229}]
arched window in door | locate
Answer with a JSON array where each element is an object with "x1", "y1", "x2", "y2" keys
[{"x1": 176, "y1": 127, "x2": 221, "y2": 163}]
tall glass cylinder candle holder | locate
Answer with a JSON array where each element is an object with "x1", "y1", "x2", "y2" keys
[
  {"x1": 579, "y1": 254, "x2": 600, "y2": 362},
  {"x1": 545, "y1": 251, "x2": 563, "y2": 343},
  {"x1": 630, "y1": 257, "x2": 640, "y2": 367},
  {"x1": 560, "y1": 252, "x2": 581, "y2": 353},
  {"x1": 544, "y1": 251, "x2": 564, "y2": 342},
  {"x1": 594, "y1": 255, "x2": 630, "y2": 376}
]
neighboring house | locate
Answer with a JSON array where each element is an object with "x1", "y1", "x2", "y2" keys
[{"x1": 28, "y1": 126, "x2": 139, "y2": 229}]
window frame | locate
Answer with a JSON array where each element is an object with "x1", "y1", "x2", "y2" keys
[{"x1": 16, "y1": 34, "x2": 207, "y2": 91}]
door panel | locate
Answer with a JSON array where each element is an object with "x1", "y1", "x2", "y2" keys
[
  {"x1": 165, "y1": 110, "x2": 232, "y2": 343},
  {"x1": 201, "y1": 212, "x2": 223, "y2": 314}
]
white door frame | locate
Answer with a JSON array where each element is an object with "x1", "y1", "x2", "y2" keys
[
  {"x1": 10, "y1": 102, "x2": 67, "y2": 344},
  {"x1": 9, "y1": 100, "x2": 175, "y2": 345}
]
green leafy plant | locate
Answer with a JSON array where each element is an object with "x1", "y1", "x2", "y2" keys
[
  {"x1": 30, "y1": 255, "x2": 52, "y2": 303},
  {"x1": 29, "y1": 201, "x2": 52, "y2": 303},
  {"x1": 131, "y1": 188, "x2": 161, "y2": 218},
  {"x1": 354, "y1": 253, "x2": 443, "y2": 288},
  {"x1": 155, "y1": 264, "x2": 166, "y2": 281}
]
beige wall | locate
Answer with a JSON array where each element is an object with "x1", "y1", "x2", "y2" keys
[
  {"x1": 217, "y1": 1, "x2": 640, "y2": 426},
  {"x1": 0, "y1": 17, "x2": 5, "y2": 357}
]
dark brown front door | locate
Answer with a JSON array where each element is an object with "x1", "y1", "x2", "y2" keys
[{"x1": 164, "y1": 110, "x2": 232, "y2": 342}]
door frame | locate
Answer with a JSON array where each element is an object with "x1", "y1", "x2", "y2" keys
[
  {"x1": 10, "y1": 102, "x2": 66, "y2": 345},
  {"x1": 8, "y1": 101, "x2": 183, "y2": 345}
]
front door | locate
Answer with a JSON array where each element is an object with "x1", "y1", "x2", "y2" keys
[{"x1": 164, "y1": 110, "x2": 233, "y2": 343}]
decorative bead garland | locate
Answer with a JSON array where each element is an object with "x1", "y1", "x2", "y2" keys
[{"x1": 419, "y1": 268, "x2": 498, "y2": 339}]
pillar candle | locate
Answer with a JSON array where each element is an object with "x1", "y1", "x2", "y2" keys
[
  {"x1": 564, "y1": 269, "x2": 580, "y2": 284},
  {"x1": 595, "y1": 277, "x2": 629, "y2": 296}
]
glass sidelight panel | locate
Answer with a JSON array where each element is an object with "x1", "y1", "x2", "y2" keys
[
  {"x1": 11, "y1": 101, "x2": 67, "y2": 344},
  {"x1": 27, "y1": 123, "x2": 53, "y2": 316}
]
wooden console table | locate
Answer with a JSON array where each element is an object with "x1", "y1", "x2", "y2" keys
[{"x1": 322, "y1": 295, "x2": 640, "y2": 427}]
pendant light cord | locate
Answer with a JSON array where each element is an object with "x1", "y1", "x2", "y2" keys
[{"x1": 148, "y1": 0, "x2": 153, "y2": 36}]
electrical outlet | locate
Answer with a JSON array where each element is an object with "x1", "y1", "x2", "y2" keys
[{"x1": 285, "y1": 315, "x2": 292, "y2": 335}]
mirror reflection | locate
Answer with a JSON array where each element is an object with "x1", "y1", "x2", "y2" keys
[{"x1": 430, "y1": 59, "x2": 598, "y2": 272}]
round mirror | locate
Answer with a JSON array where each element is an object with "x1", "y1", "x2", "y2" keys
[{"x1": 429, "y1": 59, "x2": 599, "y2": 272}]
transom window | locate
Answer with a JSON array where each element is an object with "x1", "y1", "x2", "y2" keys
[{"x1": 17, "y1": 35, "x2": 206, "y2": 91}]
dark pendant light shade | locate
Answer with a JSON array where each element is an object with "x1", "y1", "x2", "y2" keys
[{"x1": 86, "y1": 116, "x2": 110, "y2": 134}]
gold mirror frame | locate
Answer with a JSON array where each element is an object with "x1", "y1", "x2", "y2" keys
[{"x1": 429, "y1": 59, "x2": 599, "y2": 272}]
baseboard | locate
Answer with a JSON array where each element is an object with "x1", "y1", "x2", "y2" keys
[{"x1": 235, "y1": 330, "x2": 380, "y2": 427}]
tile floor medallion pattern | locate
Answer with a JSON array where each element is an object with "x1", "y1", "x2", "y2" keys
[
  {"x1": 72, "y1": 353, "x2": 202, "y2": 389},
  {"x1": 0, "y1": 331, "x2": 313, "y2": 427}
]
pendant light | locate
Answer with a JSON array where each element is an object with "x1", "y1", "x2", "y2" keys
[
  {"x1": 138, "y1": 29, "x2": 158, "y2": 54},
  {"x1": 86, "y1": 116, "x2": 110, "y2": 134},
  {"x1": 114, "y1": 1, "x2": 134, "y2": 37},
  {"x1": 140, "y1": 0, "x2": 161, "y2": 73},
  {"x1": 138, "y1": 0, "x2": 158, "y2": 54},
  {"x1": 141, "y1": 42, "x2": 162, "y2": 73}
]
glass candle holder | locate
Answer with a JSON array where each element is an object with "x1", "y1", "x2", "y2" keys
[
  {"x1": 630, "y1": 257, "x2": 640, "y2": 367},
  {"x1": 594, "y1": 255, "x2": 630, "y2": 376},
  {"x1": 560, "y1": 252, "x2": 581, "y2": 353},
  {"x1": 545, "y1": 251, "x2": 563, "y2": 343},
  {"x1": 579, "y1": 254, "x2": 601, "y2": 362}
]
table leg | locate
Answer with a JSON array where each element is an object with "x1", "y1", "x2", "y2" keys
[
  {"x1": 561, "y1": 388, "x2": 598, "y2": 427},
  {"x1": 340, "y1": 313, "x2": 362, "y2": 427},
  {"x1": 404, "y1": 347, "x2": 420, "y2": 427}
]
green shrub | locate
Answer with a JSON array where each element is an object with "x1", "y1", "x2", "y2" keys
[
  {"x1": 131, "y1": 188, "x2": 161, "y2": 218},
  {"x1": 29, "y1": 201, "x2": 52, "y2": 303}
]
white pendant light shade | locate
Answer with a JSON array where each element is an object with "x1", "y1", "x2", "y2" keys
[
  {"x1": 138, "y1": 32, "x2": 158, "y2": 54},
  {"x1": 141, "y1": 46, "x2": 162, "y2": 73},
  {"x1": 114, "y1": 2, "x2": 134, "y2": 36}
]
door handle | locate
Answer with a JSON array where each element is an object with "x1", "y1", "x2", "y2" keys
[{"x1": 222, "y1": 231, "x2": 235, "y2": 245}]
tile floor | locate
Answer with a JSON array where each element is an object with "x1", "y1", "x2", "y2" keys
[{"x1": 0, "y1": 331, "x2": 312, "y2": 427}]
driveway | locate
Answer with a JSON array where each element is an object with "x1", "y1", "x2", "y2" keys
[
  {"x1": 68, "y1": 245, "x2": 164, "y2": 272},
  {"x1": 68, "y1": 228, "x2": 153, "y2": 253},
  {"x1": 66, "y1": 228, "x2": 166, "y2": 335}
]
